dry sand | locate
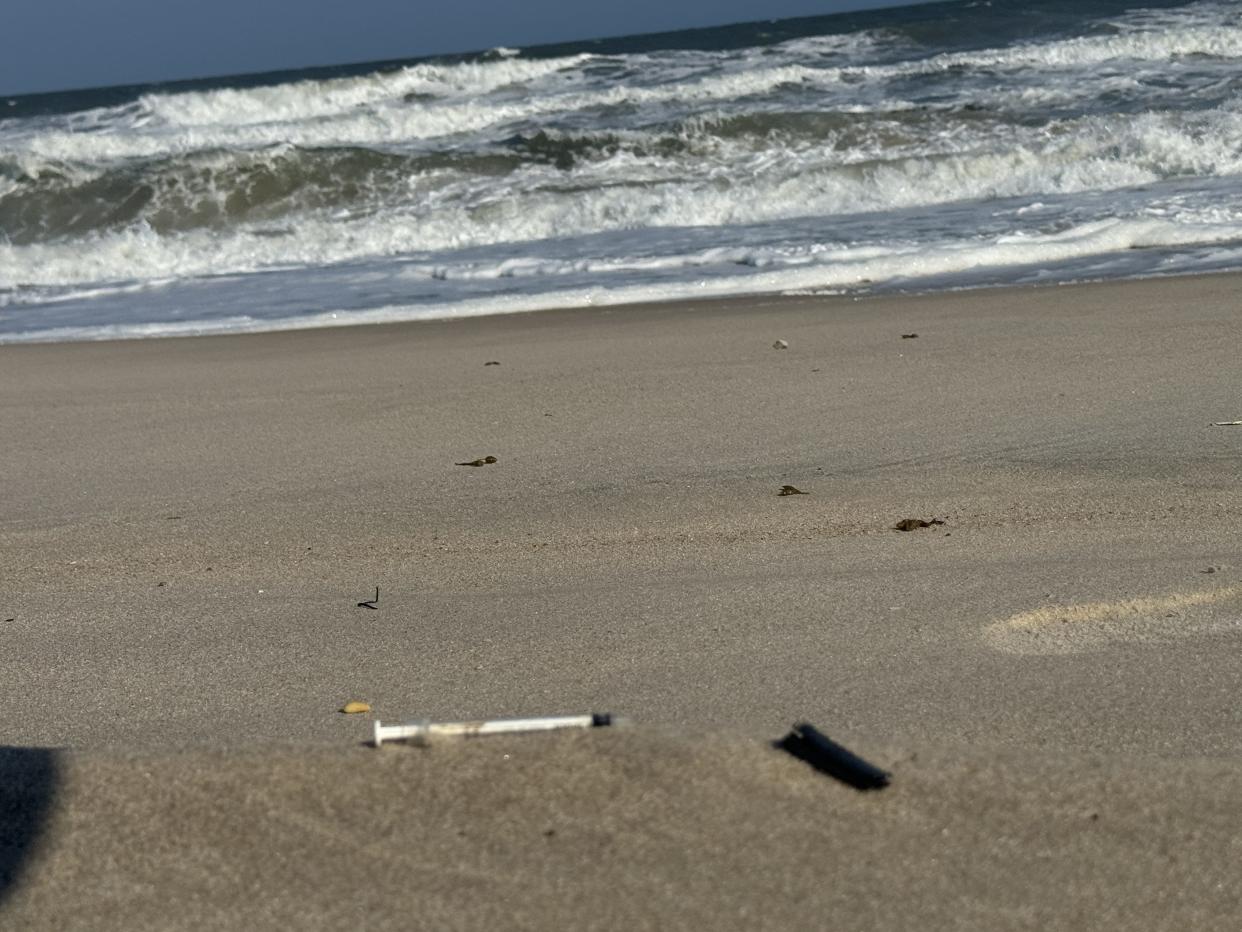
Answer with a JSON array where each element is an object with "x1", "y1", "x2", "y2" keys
[{"x1": 2, "y1": 274, "x2": 1241, "y2": 928}]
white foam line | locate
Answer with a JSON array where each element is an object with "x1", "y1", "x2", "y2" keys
[{"x1": 6, "y1": 215, "x2": 1242, "y2": 344}]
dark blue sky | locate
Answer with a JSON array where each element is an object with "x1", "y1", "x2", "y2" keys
[{"x1": 3, "y1": 0, "x2": 921, "y2": 96}]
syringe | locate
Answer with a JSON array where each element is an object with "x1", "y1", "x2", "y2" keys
[{"x1": 372, "y1": 712, "x2": 617, "y2": 747}]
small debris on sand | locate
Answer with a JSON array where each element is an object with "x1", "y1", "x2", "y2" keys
[
  {"x1": 772, "y1": 339, "x2": 788, "y2": 350},
  {"x1": 778, "y1": 485, "x2": 808, "y2": 496},
  {"x1": 893, "y1": 517, "x2": 946, "y2": 531},
  {"x1": 341, "y1": 701, "x2": 371, "y2": 714},
  {"x1": 484, "y1": 361, "x2": 501, "y2": 366},
  {"x1": 456, "y1": 456, "x2": 498, "y2": 467},
  {"x1": 901, "y1": 333, "x2": 918, "y2": 339}
]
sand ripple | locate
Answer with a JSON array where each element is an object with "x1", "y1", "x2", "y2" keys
[{"x1": 984, "y1": 586, "x2": 1242, "y2": 654}]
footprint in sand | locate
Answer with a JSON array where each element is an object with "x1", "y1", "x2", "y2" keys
[{"x1": 983, "y1": 585, "x2": 1242, "y2": 655}]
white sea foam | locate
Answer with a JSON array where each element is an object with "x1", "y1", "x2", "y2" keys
[
  {"x1": 139, "y1": 54, "x2": 596, "y2": 129},
  {"x1": 908, "y1": 24, "x2": 1242, "y2": 74}
]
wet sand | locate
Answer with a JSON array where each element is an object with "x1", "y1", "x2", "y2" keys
[{"x1": 2, "y1": 274, "x2": 1241, "y2": 928}]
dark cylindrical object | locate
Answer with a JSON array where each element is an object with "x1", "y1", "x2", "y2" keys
[{"x1": 780, "y1": 723, "x2": 890, "y2": 790}]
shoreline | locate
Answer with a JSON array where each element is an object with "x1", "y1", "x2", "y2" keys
[{"x1": 5, "y1": 266, "x2": 1242, "y2": 349}]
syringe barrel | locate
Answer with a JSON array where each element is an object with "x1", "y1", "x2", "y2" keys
[{"x1": 372, "y1": 719, "x2": 430, "y2": 747}]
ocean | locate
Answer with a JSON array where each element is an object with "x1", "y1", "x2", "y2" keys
[{"x1": 2, "y1": 0, "x2": 1241, "y2": 343}]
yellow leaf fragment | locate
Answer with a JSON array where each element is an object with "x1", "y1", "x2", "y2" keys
[{"x1": 341, "y1": 701, "x2": 371, "y2": 714}]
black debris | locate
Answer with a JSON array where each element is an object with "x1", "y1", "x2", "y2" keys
[
  {"x1": 357, "y1": 587, "x2": 380, "y2": 610},
  {"x1": 893, "y1": 517, "x2": 945, "y2": 531},
  {"x1": 778, "y1": 485, "x2": 808, "y2": 496},
  {"x1": 778, "y1": 723, "x2": 890, "y2": 790},
  {"x1": 456, "y1": 456, "x2": 498, "y2": 467}
]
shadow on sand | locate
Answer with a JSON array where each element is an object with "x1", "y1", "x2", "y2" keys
[{"x1": 0, "y1": 747, "x2": 59, "y2": 907}]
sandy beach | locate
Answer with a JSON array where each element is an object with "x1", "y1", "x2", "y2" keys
[{"x1": 2, "y1": 274, "x2": 1241, "y2": 928}]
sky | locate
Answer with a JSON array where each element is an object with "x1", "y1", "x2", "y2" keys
[{"x1": 2, "y1": 0, "x2": 923, "y2": 96}]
